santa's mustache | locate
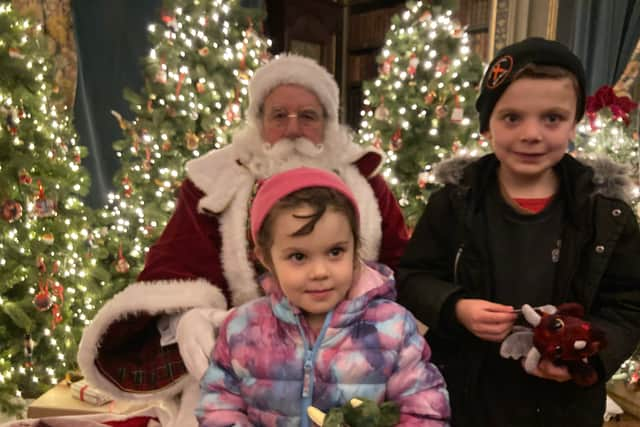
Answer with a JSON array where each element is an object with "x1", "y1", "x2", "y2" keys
[{"x1": 261, "y1": 137, "x2": 325, "y2": 159}]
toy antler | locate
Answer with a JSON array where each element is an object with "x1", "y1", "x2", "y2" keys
[{"x1": 307, "y1": 399, "x2": 363, "y2": 426}]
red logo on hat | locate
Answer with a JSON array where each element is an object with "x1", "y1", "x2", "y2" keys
[{"x1": 486, "y1": 55, "x2": 513, "y2": 89}]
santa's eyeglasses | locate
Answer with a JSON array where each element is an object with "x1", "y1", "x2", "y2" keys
[{"x1": 263, "y1": 108, "x2": 325, "y2": 129}]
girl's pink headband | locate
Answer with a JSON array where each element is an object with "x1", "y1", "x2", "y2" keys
[{"x1": 250, "y1": 167, "x2": 359, "y2": 243}]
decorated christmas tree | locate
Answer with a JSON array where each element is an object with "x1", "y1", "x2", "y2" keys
[
  {"x1": 577, "y1": 40, "x2": 640, "y2": 389},
  {"x1": 0, "y1": 2, "x2": 94, "y2": 413},
  {"x1": 89, "y1": 0, "x2": 269, "y2": 299},
  {"x1": 357, "y1": 0, "x2": 485, "y2": 225}
]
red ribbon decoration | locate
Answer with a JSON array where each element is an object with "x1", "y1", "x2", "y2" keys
[{"x1": 586, "y1": 85, "x2": 638, "y2": 130}]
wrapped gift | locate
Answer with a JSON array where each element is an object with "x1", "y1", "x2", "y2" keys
[
  {"x1": 27, "y1": 382, "x2": 151, "y2": 418},
  {"x1": 607, "y1": 379, "x2": 640, "y2": 420},
  {"x1": 70, "y1": 380, "x2": 113, "y2": 406}
]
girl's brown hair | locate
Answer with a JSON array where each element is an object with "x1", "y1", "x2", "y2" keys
[{"x1": 255, "y1": 186, "x2": 359, "y2": 266}]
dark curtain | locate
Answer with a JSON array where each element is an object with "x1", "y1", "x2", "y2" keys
[
  {"x1": 72, "y1": 0, "x2": 162, "y2": 208},
  {"x1": 570, "y1": 0, "x2": 640, "y2": 96}
]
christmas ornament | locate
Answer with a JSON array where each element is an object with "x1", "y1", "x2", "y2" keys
[
  {"x1": 115, "y1": 245, "x2": 130, "y2": 274},
  {"x1": 451, "y1": 96, "x2": 463, "y2": 123},
  {"x1": 186, "y1": 132, "x2": 200, "y2": 150},
  {"x1": 407, "y1": 54, "x2": 419, "y2": 77},
  {"x1": 162, "y1": 141, "x2": 172, "y2": 151},
  {"x1": 238, "y1": 71, "x2": 251, "y2": 83},
  {"x1": 154, "y1": 69, "x2": 168, "y2": 84},
  {"x1": 23, "y1": 333, "x2": 34, "y2": 367},
  {"x1": 6, "y1": 107, "x2": 19, "y2": 134},
  {"x1": 436, "y1": 56, "x2": 450, "y2": 74},
  {"x1": 198, "y1": 47, "x2": 209, "y2": 56},
  {"x1": 435, "y1": 105, "x2": 448, "y2": 119},
  {"x1": 1, "y1": 199, "x2": 23, "y2": 222},
  {"x1": 33, "y1": 181, "x2": 57, "y2": 218},
  {"x1": 391, "y1": 128, "x2": 403, "y2": 151},
  {"x1": 372, "y1": 132, "x2": 383, "y2": 150},
  {"x1": 424, "y1": 91, "x2": 436, "y2": 105},
  {"x1": 51, "y1": 260, "x2": 60, "y2": 274},
  {"x1": 8, "y1": 47, "x2": 24, "y2": 59},
  {"x1": 142, "y1": 147, "x2": 152, "y2": 171},
  {"x1": 586, "y1": 85, "x2": 638, "y2": 130},
  {"x1": 196, "y1": 82, "x2": 206, "y2": 93},
  {"x1": 36, "y1": 256, "x2": 47, "y2": 273},
  {"x1": 122, "y1": 176, "x2": 133, "y2": 198},
  {"x1": 380, "y1": 55, "x2": 395, "y2": 76},
  {"x1": 161, "y1": 13, "x2": 178, "y2": 31},
  {"x1": 374, "y1": 104, "x2": 390, "y2": 121},
  {"x1": 19, "y1": 168, "x2": 32, "y2": 184},
  {"x1": 175, "y1": 72, "x2": 187, "y2": 97},
  {"x1": 419, "y1": 10, "x2": 432, "y2": 22},
  {"x1": 33, "y1": 285, "x2": 53, "y2": 311},
  {"x1": 41, "y1": 232, "x2": 55, "y2": 244},
  {"x1": 24, "y1": 334, "x2": 34, "y2": 358}
]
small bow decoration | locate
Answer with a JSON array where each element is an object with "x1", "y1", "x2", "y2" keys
[{"x1": 586, "y1": 85, "x2": 638, "y2": 130}]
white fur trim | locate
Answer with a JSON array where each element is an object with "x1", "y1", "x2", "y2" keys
[
  {"x1": 218, "y1": 181, "x2": 262, "y2": 306},
  {"x1": 338, "y1": 165, "x2": 382, "y2": 261},
  {"x1": 186, "y1": 144, "x2": 244, "y2": 214},
  {"x1": 247, "y1": 54, "x2": 339, "y2": 125},
  {"x1": 78, "y1": 279, "x2": 226, "y2": 401}
]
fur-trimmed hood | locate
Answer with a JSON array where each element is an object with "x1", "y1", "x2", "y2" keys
[{"x1": 434, "y1": 153, "x2": 634, "y2": 204}]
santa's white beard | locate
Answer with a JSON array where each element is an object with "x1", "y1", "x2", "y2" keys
[{"x1": 237, "y1": 124, "x2": 351, "y2": 179}]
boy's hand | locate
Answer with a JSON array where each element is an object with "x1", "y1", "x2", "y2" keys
[
  {"x1": 523, "y1": 358, "x2": 571, "y2": 382},
  {"x1": 455, "y1": 299, "x2": 517, "y2": 342}
]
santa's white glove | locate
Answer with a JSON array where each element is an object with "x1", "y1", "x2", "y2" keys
[{"x1": 176, "y1": 307, "x2": 231, "y2": 380}]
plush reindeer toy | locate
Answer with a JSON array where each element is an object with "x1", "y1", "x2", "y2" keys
[{"x1": 500, "y1": 303, "x2": 607, "y2": 386}]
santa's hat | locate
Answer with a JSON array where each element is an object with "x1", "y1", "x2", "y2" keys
[{"x1": 248, "y1": 54, "x2": 339, "y2": 125}]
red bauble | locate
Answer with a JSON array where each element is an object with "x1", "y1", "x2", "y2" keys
[
  {"x1": 33, "y1": 290, "x2": 53, "y2": 311},
  {"x1": 2, "y1": 199, "x2": 23, "y2": 222}
]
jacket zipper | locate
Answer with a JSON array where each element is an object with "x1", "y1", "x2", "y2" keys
[
  {"x1": 296, "y1": 311, "x2": 334, "y2": 427},
  {"x1": 454, "y1": 243, "x2": 464, "y2": 285}
]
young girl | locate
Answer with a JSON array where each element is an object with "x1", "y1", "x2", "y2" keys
[{"x1": 196, "y1": 167, "x2": 450, "y2": 427}]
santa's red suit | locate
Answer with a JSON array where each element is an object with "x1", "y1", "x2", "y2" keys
[
  {"x1": 78, "y1": 132, "x2": 407, "y2": 423},
  {"x1": 77, "y1": 54, "x2": 409, "y2": 426}
]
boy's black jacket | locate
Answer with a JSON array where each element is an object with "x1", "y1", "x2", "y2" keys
[{"x1": 397, "y1": 153, "x2": 640, "y2": 427}]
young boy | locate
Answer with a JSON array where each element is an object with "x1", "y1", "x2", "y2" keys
[{"x1": 397, "y1": 37, "x2": 640, "y2": 427}]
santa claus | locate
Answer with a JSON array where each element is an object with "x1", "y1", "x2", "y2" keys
[{"x1": 78, "y1": 54, "x2": 408, "y2": 426}]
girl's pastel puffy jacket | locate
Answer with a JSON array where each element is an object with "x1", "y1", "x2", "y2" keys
[{"x1": 196, "y1": 262, "x2": 450, "y2": 427}]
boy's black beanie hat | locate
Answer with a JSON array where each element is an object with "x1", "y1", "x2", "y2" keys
[{"x1": 475, "y1": 37, "x2": 586, "y2": 133}]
